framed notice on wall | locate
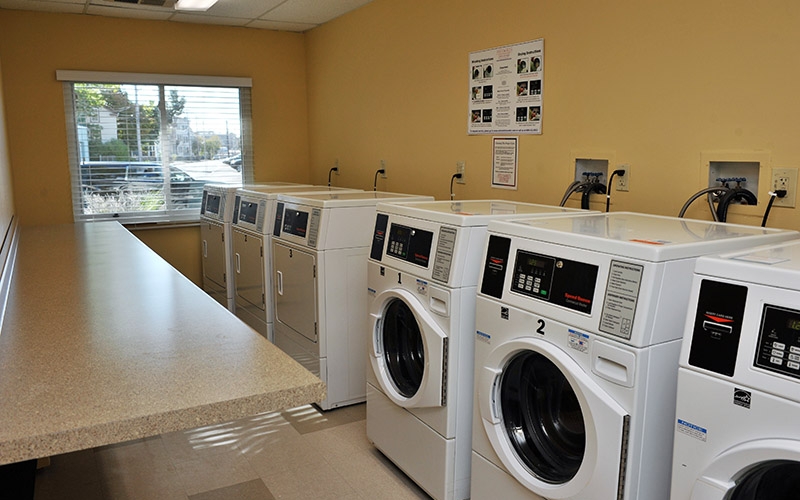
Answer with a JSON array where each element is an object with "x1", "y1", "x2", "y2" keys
[
  {"x1": 492, "y1": 137, "x2": 518, "y2": 189},
  {"x1": 468, "y1": 38, "x2": 543, "y2": 135}
]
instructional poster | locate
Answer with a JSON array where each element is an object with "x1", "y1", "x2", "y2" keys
[{"x1": 469, "y1": 38, "x2": 543, "y2": 135}]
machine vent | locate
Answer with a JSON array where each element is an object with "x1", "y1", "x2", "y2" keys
[{"x1": 104, "y1": 0, "x2": 176, "y2": 8}]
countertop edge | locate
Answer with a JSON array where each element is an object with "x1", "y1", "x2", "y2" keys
[{"x1": 0, "y1": 379, "x2": 326, "y2": 465}]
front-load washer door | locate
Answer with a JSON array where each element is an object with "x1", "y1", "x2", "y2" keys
[
  {"x1": 273, "y1": 240, "x2": 318, "y2": 343},
  {"x1": 478, "y1": 335, "x2": 628, "y2": 500},
  {"x1": 690, "y1": 439, "x2": 800, "y2": 500},
  {"x1": 370, "y1": 288, "x2": 447, "y2": 408}
]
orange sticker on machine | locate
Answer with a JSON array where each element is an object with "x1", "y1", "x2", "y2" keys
[{"x1": 629, "y1": 239, "x2": 667, "y2": 245}]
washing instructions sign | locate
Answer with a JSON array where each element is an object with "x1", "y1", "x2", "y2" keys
[
  {"x1": 600, "y1": 260, "x2": 643, "y2": 340},
  {"x1": 469, "y1": 38, "x2": 543, "y2": 135}
]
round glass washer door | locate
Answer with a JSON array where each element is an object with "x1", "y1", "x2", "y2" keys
[
  {"x1": 500, "y1": 350, "x2": 586, "y2": 483},
  {"x1": 381, "y1": 298, "x2": 425, "y2": 398},
  {"x1": 369, "y1": 288, "x2": 447, "y2": 408},
  {"x1": 477, "y1": 335, "x2": 628, "y2": 499},
  {"x1": 728, "y1": 461, "x2": 800, "y2": 500}
]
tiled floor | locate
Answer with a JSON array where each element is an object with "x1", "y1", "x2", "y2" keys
[{"x1": 33, "y1": 404, "x2": 430, "y2": 500}]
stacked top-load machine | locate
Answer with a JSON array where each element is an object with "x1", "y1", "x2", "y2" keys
[
  {"x1": 230, "y1": 185, "x2": 362, "y2": 341},
  {"x1": 471, "y1": 212, "x2": 796, "y2": 500},
  {"x1": 200, "y1": 182, "x2": 307, "y2": 312}
]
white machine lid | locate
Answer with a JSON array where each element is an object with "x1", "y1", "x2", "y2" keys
[
  {"x1": 205, "y1": 182, "x2": 310, "y2": 196},
  {"x1": 277, "y1": 191, "x2": 433, "y2": 208},
  {"x1": 695, "y1": 239, "x2": 800, "y2": 289},
  {"x1": 490, "y1": 212, "x2": 798, "y2": 262},
  {"x1": 376, "y1": 199, "x2": 590, "y2": 227},
  {"x1": 235, "y1": 185, "x2": 357, "y2": 200},
  {"x1": 203, "y1": 182, "x2": 242, "y2": 196}
]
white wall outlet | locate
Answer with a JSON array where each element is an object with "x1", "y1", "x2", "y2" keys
[
  {"x1": 380, "y1": 159, "x2": 387, "y2": 178},
  {"x1": 615, "y1": 164, "x2": 630, "y2": 192},
  {"x1": 456, "y1": 161, "x2": 466, "y2": 184},
  {"x1": 771, "y1": 167, "x2": 798, "y2": 208}
]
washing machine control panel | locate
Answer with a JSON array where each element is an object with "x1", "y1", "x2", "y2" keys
[
  {"x1": 385, "y1": 223, "x2": 433, "y2": 268},
  {"x1": 203, "y1": 194, "x2": 222, "y2": 216},
  {"x1": 237, "y1": 198, "x2": 267, "y2": 232},
  {"x1": 755, "y1": 305, "x2": 800, "y2": 380},
  {"x1": 282, "y1": 208, "x2": 309, "y2": 238},
  {"x1": 510, "y1": 249, "x2": 599, "y2": 315}
]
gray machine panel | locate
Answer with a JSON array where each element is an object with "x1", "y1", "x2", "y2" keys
[{"x1": 273, "y1": 241, "x2": 318, "y2": 343}]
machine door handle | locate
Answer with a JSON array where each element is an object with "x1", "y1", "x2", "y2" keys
[
  {"x1": 235, "y1": 253, "x2": 241, "y2": 273},
  {"x1": 277, "y1": 271, "x2": 283, "y2": 295},
  {"x1": 202, "y1": 240, "x2": 207, "y2": 258}
]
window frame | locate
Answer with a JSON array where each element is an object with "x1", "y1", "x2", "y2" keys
[{"x1": 58, "y1": 71, "x2": 254, "y2": 224}]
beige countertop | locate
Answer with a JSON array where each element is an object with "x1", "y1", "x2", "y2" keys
[{"x1": 0, "y1": 222, "x2": 325, "y2": 465}]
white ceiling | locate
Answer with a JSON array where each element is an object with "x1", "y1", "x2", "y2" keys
[{"x1": 0, "y1": 0, "x2": 373, "y2": 32}]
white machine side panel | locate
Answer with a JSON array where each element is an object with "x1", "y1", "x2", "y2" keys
[
  {"x1": 623, "y1": 338, "x2": 681, "y2": 500},
  {"x1": 320, "y1": 246, "x2": 369, "y2": 408},
  {"x1": 322, "y1": 206, "x2": 380, "y2": 249},
  {"x1": 645, "y1": 258, "x2": 696, "y2": 345}
]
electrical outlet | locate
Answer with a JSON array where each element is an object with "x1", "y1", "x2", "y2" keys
[
  {"x1": 771, "y1": 167, "x2": 798, "y2": 208},
  {"x1": 380, "y1": 160, "x2": 387, "y2": 179},
  {"x1": 615, "y1": 164, "x2": 630, "y2": 192},
  {"x1": 456, "y1": 161, "x2": 466, "y2": 184},
  {"x1": 334, "y1": 158, "x2": 340, "y2": 173}
]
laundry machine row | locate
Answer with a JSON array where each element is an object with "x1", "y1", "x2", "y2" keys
[
  {"x1": 671, "y1": 239, "x2": 800, "y2": 500},
  {"x1": 200, "y1": 182, "x2": 307, "y2": 312},
  {"x1": 471, "y1": 213, "x2": 796, "y2": 500},
  {"x1": 229, "y1": 185, "x2": 361, "y2": 341},
  {"x1": 366, "y1": 200, "x2": 590, "y2": 500}
]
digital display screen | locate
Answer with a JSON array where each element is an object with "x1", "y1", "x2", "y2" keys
[
  {"x1": 238, "y1": 201, "x2": 258, "y2": 225},
  {"x1": 205, "y1": 194, "x2": 221, "y2": 215},
  {"x1": 283, "y1": 209, "x2": 309, "y2": 238},
  {"x1": 523, "y1": 256, "x2": 549, "y2": 269},
  {"x1": 755, "y1": 304, "x2": 800, "y2": 380}
]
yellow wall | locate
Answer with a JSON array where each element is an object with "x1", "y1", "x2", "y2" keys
[
  {"x1": 4, "y1": 1, "x2": 800, "y2": 283},
  {"x1": 306, "y1": 0, "x2": 800, "y2": 230},
  {"x1": 0, "y1": 10, "x2": 313, "y2": 281},
  {"x1": 0, "y1": 54, "x2": 14, "y2": 243}
]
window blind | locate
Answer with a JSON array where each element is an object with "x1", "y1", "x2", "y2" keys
[{"x1": 61, "y1": 73, "x2": 253, "y2": 223}]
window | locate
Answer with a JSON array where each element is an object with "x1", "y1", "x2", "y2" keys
[{"x1": 58, "y1": 71, "x2": 253, "y2": 223}]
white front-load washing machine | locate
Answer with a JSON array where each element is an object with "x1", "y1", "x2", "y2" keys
[
  {"x1": 366, "y1": 200, "x2": 591, "y2": 500},
  {"x1": 671, "y1": 239, "x2": 800, "y2": 500},
  {"x1": 272, "y1": 191, "x2": 432, "y2": 410},
  {"x1": 472, "y1": 213, "x2": 797, "y2": 500},
  {"x1": 230, "y1": 185, "x2": 360, "y2": 341},
  {"x1": 201, "y1": 182, "x2": 307, "y2": 312}
]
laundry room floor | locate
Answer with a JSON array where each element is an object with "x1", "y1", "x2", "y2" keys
[{"x1": 32, "y1": 403, "x2": 430, "y2": 500}]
